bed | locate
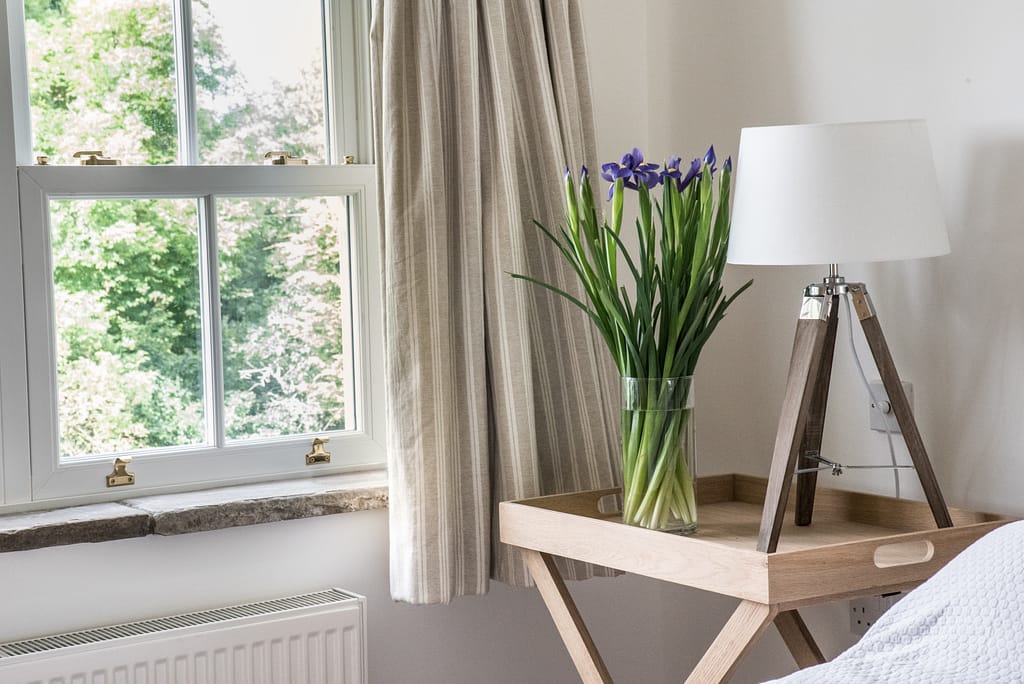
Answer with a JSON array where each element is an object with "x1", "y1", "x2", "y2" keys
[{"x1": 765, "y1": 519, "x2": 1024, "y2": 683}]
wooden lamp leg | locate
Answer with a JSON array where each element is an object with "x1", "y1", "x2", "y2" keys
[
  {"x1": 795, "y1": 295, "x2": 840, "y2": 526},
  {"x1": 757, "y1": 295, "x2": 835, "y2": 553},
  {"x1": 849, "y1": 285, "x2": 953, "y2": 528},
  {"x1": 760, "y1": 282, "x2": 954, "y2": 549}
]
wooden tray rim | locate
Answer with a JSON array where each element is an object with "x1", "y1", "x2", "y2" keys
[{"x1": 499, "y1": 473, "x2": 1017, "y2": 604}]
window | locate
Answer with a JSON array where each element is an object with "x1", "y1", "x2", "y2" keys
[{"x1": 0, "y1": 0, "x2": 381, "y2": 509}]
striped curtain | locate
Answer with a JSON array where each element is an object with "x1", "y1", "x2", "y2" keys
[{"x1": 371, "y1": 0, "x2": 620, "y2": 605}]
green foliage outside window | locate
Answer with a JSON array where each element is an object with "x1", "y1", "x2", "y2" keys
[{"x1": 26, "y1": 0, "x2": 347, "y2": 456}]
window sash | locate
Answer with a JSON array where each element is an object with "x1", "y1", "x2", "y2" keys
[
  {"x1": 2, "y1": 0, "x2": 371, "y2": 168},
  {"x1": 21, "y1": 0, "x2": 364, "y2": 167},
  {"x1": 0, "y1": 0, "x2": 375, "y2": 511},
  {"x1": 16, "y1": 164, "x2": 384, "y2": 507},
  {"x1": 172, "y1": 0, "x2": 200, "y2": 166}
]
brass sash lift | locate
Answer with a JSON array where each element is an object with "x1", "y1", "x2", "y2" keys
[{"x1": 756, "y1": 270, "x2": 953, "y2": 553}]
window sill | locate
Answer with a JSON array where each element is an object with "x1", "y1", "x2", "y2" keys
[{"x1": 0, "y1": 470, "x2": 388, "y2": 553}]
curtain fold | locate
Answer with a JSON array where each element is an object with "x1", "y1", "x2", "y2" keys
[{"x1": 372, "y1": 0, "x2": 620, "y2": 605}]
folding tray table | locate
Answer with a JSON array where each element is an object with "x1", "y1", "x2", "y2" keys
[{"x1": 499, "y1": 473, "x2": 1012, "y2": 683}]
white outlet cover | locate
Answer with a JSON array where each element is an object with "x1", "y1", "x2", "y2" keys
[
  {"x1": 869, "y1": 380, "x2": 913, "y2": 433},
  {"x1": 850, "y1": 593, "x2": 904, "y2": 635}
]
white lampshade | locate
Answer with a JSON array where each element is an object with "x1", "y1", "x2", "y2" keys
[{"x1": 727, "y1": 120, "x2": 950, "y2": 266}]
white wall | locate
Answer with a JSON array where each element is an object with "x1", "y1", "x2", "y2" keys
[
  {"x1": 4, "y1": 2, "x2": 1024, "y2": 683},
  {"x1": 646, "y1": 2, "x2": 1024, "y2": 519},
  {"x1": 0, "y1": 509, "x2": 710, "y2": 683},
  {"x1": 638, "y1": 0, "x2": 1024, "y2": 678}
]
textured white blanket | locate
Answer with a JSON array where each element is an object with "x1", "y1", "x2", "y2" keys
[{"x1": 765, "y1": 520, "x2": 1024, "y2": 683}]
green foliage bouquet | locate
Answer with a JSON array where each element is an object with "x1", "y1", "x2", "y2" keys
[{"x1": 515, "y1": 147, "x2": 751, "y2": 531}]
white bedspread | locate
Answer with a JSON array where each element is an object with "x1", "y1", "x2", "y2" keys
[{"x1": 765, "y1": 520, "x2": 1024, "y2": 683}]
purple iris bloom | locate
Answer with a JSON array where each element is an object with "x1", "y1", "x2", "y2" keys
[
  {"x1": 724, "y1": 156, "x2": 732, "y2": 173},
  {"x1": 601, "y1": 158, "x2": 631, "y2": 199},
  {"x1": 703, "y1": 145, "x2": 717, "y2": 175},
  {"x1": 600, "y1": 148, "x2": 660, "y2": 199},
  {"x1": 660, "y1": 155, "x2": 683, "y2": 186},
  {"x1": 679, "y1": 157, "x2": 702, "y2": 191},
  {"x1": 601, "y1": 164, "x2": 629, "y2": 199},
  {"x1": 629, "y1": 149, "x2": 661, "y2": 189},
  {"x1": 600, "y1": 152, "x2": 636, "y2": 183}
]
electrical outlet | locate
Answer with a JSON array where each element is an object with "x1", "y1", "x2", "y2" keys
[
  {"x1": 849, "y1": 592, "x2": 903, "y2": 635},
  {"x1": 869, "y1": 380, "x2": 913, "y2": 433}
]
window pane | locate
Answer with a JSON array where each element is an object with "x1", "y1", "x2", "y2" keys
[
  {"x1": 25, "y1": 0, "x2": 179, "y2": 165},
  {"x1": 218, "y1": 196, "x2": 349, "y2": 440},
  {"x1": 193, "y1": 0, "x2": 328, "y2": 164},
  {"x1": 51, "y1": 198, "x2": 205, "y2": 457}
]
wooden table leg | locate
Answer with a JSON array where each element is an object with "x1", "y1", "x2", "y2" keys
[
  {"x1": 522, "y1": 549, "x2": 613, "y2": 684},
  {"x1": 774, "y1": 610, "x2": 826, "y2": 668},
  {"x1": 685, "y1": 600, "x2": 779, "y2": 684}
]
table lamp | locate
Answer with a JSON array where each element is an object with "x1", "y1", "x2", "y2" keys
[{"x1": 727, "y1": 120, "x2": 954, "y2": 552}]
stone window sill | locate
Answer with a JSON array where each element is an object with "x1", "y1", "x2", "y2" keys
[{"x1": 0, "y1": 470, "x2": 388, "y2": 553}]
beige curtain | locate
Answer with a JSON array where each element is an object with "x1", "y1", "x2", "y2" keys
[{"x1": 371, "y1": 0, "x2": 620, "y2": 605}]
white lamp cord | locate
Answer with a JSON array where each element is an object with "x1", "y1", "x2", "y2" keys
[{"x1": 840, "y1": 293, "x2": 902, "y2": 499}]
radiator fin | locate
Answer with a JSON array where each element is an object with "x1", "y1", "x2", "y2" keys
[{"x1": 0, "y1": 588, "x2": 358, "y2": 658}]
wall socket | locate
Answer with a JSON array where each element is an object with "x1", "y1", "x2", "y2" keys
[
  {"x1": 869, "y1": 380, "x2": 913, "y2": 433},
  {"x1": 849, "y1": 592, "x2": 903, "y2": 635}
]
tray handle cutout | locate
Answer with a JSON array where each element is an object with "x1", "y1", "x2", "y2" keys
[
  {"x1": 873, "y1": 539, "x2": 934, "y2": 568},
  {"x1": 597, "y1": 492, "x2": 623, "y2": 516}
]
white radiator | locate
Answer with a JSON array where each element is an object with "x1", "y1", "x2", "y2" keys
[{"x1": 0, "y1": 588, "x2": 366, "y2": 684}]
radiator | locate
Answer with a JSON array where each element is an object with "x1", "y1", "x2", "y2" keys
[{"x1": 0, "y1": 588, "x2": 366, "y2": 684}]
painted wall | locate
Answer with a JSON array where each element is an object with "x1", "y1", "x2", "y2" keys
[
  {"x1": 639, "y1": 0, "x2": 1024, "y2": 678},
  {"x1": 4, "y1": 2, "x2": 1023, "y2": 683},
  {"x1": 646, "y1": 1, "x2": 1024, "y2": 518}
]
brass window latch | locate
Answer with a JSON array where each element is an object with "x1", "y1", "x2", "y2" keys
[
  {"x1": 73, "y1": 150, "x2": 122, "y2": 165},
  {"x1": 106, "y1": 457, "x2": 135, "y2": 487},
  {"x1": 264, "y1": 151, "x2": 308, "y2": 165},
  {"x1": 306, "y1": 437, "x2": 331, "y2": 465}
]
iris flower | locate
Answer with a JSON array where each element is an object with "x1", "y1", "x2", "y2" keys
[
  {"x1": 513, "y1": 145, "x2": 751, "y2": 531},
  {"x1": 666, "y1": 146, "x2": 720, "y2": 192},
  {"x1": 679, "y1": 158, "x2": 702, "y2": 191},
  {"x1": 703, "y1": 145, "x2": 717, "y2": 173},
  {"x1": 661, "y1": 155, "x2": 683, "y2": 186},
  {"x1": 516, "y1": 144, "x2": 749, "y2": 532},
  {"x1": 601, "y1": 148, "x2": 660, "y2": 199}
]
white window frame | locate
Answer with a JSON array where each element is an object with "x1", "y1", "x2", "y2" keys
[{"x1": 0, "y1": 0, "x2": 383, "y2": 511}]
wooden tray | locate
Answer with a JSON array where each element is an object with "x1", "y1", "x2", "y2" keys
[{"x1": 500, "y1": 473, "x2": 1012, "y2": 609}]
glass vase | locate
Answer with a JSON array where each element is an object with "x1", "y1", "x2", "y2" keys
[{"x1": 620, "y1": 376, "x2": 697, "y2": 534}]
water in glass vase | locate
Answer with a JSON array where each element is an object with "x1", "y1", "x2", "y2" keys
[{"x1": 620, "y1": 376, "x2": 696, "y2": 533}]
